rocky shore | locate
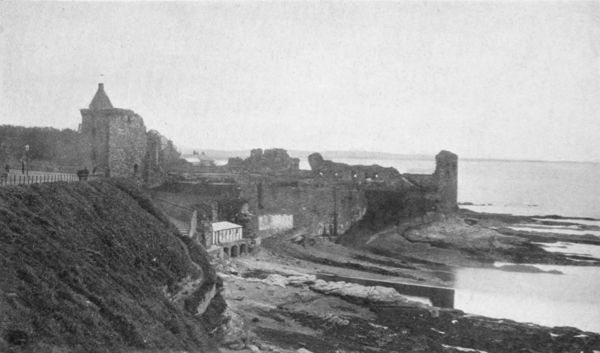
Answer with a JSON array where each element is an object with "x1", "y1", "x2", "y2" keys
[
  {"x1": 217, "y1": 210, "x2": 600, "y2": 353},
  {"x1": 217, "y1": 251, "x2": 600, "y2": 353}
]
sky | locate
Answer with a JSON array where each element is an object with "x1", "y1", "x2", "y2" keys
[{"x1": 1, "y1": 1, "x2": 599, "y2": 162}]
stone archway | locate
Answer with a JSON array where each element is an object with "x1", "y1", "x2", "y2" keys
[
  {"x1": 223, "y1": 247, "x2": 230, "y2": 257},
  {"x1": 240, "y1": 243, "x2": 247, "y2": 256},
  {"x1": 231, "y1": 245, "x2": 239, "y2": 257}
]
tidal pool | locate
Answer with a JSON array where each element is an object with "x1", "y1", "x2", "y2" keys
[{"x1": 453, "y1": 262, "x2": 600, "y2": 333}]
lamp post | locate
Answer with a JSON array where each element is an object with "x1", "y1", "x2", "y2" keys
[{"x1": 24, "y1": 144, "x2": 29, "y2": 177}]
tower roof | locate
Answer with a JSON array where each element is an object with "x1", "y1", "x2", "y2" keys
[{"x1": 89, "y1": 83, "x2": 113, "y2": 110}]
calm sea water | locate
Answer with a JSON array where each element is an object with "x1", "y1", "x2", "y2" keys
[{"x1": 454, "y1": 264, "x2": 600, "y2": 333}]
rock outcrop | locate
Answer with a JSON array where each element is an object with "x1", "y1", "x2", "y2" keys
[{"x1": 0, "y1": 179, "x2": 225, "y2": 352}]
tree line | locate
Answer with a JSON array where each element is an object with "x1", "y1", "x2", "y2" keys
[{"x1": 0, "y1": 125, "x2": 86, "y2": 172}]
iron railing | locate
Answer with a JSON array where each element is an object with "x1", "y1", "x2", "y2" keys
[{"x1": 0, "y1": 173, "x2": 79, "y2": 186}]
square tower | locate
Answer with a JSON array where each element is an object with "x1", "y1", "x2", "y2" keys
[{"x1": 80, "y1": 83, "x2": 147, "y2": 178}]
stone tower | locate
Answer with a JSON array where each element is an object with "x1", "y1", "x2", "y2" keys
[
  {"x1": 433, "y1": 150, "x2": 458, "y2": 212},
  {"x1": 80, "y1": 83, "x2": 147, "y2": 178}
]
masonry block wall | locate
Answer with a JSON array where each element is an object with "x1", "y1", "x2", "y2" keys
[
  {"x1": 81, "y1": 108, "x2": 146, "y2": 177},
  {"x1": 433, "y1": 150, "x2": 458, "y2": 212},
  {"x1": 403, "y1": 151, "x2": 458, "y2": 213},
  {"x1": 80, "y1": 110, "x2": 109, "y2": 174},
  {"x1": 109, "y1": 112, "x2": 147, "y2": 177},
  {"x1": 241, "y1": 181, "x2": 367, "y2": 236},
  {"x1": 308, "y1": 152, "x2": 404, "y2": 184},
  {"x1": 257, "y1": 214, "x2": 294, "y2": 237},
  {"x1": 80, "y1": 83, "x2": 181, "y2": 180}
]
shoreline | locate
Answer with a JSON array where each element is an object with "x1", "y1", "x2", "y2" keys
[{"x1": 217, "y1": 210, "x2": 600, "y2": 352}]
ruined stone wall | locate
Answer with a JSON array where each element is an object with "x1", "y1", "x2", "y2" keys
[
  {"x1": 403, "y1": 151, "x2": 457, "y2": 213},
  {"x1": 79, "y1": 84, "x2": 183, "y2": 182},
  {"x1": 146, "y1": 130, "x2": 162, "y2": 170},
  {"x1": 433, "y1": 150, "x2": 458, "y2": 212},
  {"x1": 80, "y1": 108, "x2": 147, "y2": 178},
  {"x1": 151, "y1": 148, "x2": 457, "y2": 244},
  {"x1": 80, "y1": 110, "x2": 111, "y2": 174},
  {"x1": 107, "y1": 112, "x2": 147, "y2": 178},
  {"x1": 241, "y1": 181, "x2": 367, "y2": 235},
  {"x1": 227, "y1": 148, "x2": 300, "y2": 174},
  {"x1": 153, "y1": 182, "x2": 242, "y2": 200},
  {"x1": 258, "y1": 214, "x2": 294, "y2": 236},
  {"x1": 144, "y1": 130, "x2": 173, "y2": 186},
  {"x1": 308, "y1": 152, "x2": 410, "y2": 187}
]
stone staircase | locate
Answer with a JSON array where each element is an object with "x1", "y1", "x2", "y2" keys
[{"x1": 168, "y1": 216, "x2": 190, "y2": 237}]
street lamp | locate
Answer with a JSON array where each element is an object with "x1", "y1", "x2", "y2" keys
[{"x1": 24, "y1": 145, "x2": 29, "y2": 177}]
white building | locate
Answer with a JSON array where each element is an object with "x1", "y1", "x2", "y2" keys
[{"x1": 210, "y1": 221, "x2": 243, "y2": 246}]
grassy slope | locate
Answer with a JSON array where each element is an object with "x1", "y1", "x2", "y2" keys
[{"x1": 0, "y1": 179, "x2": 223, "y2": 353}]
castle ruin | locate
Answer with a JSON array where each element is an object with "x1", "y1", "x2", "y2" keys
[{"x1": 80, "y1": 83, "x2": 178, "y2": 184}]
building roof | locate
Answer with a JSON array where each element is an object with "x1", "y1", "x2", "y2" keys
[
  {"x1": 89, "y1": 83, "x2": 114, "y2": 110},
  {"x1": 211, "y1": 221, "x2": 242, "y2": 231}
]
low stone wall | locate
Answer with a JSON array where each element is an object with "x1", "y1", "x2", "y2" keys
[{"x1": 258, "y1": 214, "x2": 294, "y2": 237}]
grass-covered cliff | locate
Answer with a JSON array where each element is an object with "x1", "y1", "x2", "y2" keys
[{"x1": 0, "y1": 179, "x2": 225, "y2": 353}]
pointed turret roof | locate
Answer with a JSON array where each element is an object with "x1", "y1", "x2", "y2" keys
[{"x1": 89, "y1": 83, "x2": 113, "y2": 110}]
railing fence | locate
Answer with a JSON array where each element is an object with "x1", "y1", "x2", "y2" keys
[{"x1": 0, "y1": 173, "x2": 79, "y2": 186}]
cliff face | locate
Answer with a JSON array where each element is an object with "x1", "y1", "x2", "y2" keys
[{"x1": 0, "y1": 179, "x2": 224, "y2": 353}]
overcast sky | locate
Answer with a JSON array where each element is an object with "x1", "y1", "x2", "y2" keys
[{"x1": 1, "y1": 1, "x2": 599, "y2": 161}]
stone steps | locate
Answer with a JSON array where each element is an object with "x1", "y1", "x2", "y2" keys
[{"x1": 168, "y1": 217, "x2": 190, "y2": 237}]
